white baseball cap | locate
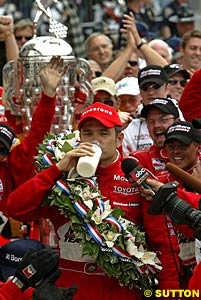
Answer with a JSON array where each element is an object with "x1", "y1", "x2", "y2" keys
[{"x1": 116, "y1": 77, "x2": 140, "y2": 97}]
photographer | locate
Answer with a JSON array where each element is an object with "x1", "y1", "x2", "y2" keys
[{"x1": 144, "y1": 179, "x2": 201, "y2": 295}]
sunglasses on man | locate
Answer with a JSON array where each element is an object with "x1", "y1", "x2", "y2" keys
[
  {"x1": 168, "y1": 79, "x2": 187, "y2": 87},
  {"x1": 140, "y1": 83, "x2": 163, "y2": 92},
  {"x1": 94, "y1": 99, "x2": 114, "y2": 107},
  {"x1": 128, "y1": 60, "x2": 138, "y2": 67},
  {"x1": 15, "y1": 36, "x2": 32, "y2": 41},
  {"x1": 94, "y1": 71, "x2": 102, "y2": 77}
]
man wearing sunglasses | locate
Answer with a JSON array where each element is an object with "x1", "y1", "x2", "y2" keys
[
  {"x1": 92, "y1": 76, "x2": 133, "y2": 129},
  {"x1": 120, "y1": 52, "x2": 139, "y2": 78},
  {"x1": 164, "y1": 63, "x2": 190, "y2": 103},
  {"x1": 14, "y1": 18, "x2": 33, "y2": 49},
  {"x1": 122, "y1": 64, "x2": 171, "y2": 155},
  {"x1": 92, "y1": 76, "x2": 119, "y2": 109}
]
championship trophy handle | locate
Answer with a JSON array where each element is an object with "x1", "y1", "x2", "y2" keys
[{"x1": 35, "y1": 0, "x2": 53, "y2": 19}]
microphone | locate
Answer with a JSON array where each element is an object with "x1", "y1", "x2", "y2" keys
[
  {"x1": 166, "y1": 162, "x2": 201, "y2": 194},
  {"x1": 121, "y1": 157, "x2": 155, "y2": 194}
]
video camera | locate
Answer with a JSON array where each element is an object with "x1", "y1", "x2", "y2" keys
[{"x1": 148, "y1": 181, "x2": 201, "y2": 240}]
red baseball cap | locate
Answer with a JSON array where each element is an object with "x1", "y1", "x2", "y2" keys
[{"x1": 78, "y1": 102, "x2": 122, "y2": 130}]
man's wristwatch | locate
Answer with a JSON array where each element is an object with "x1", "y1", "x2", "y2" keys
[
  {"x1": 12, "y1": 277, "x2": 25, "y2": 291},
  {"x1": 136, "y1": 40, "x2": 147, "y2": 49}
]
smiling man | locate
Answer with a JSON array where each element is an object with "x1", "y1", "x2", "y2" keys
[
  {"x1": 164, "y1": 121, "x2": 201, "y2": 172},
  {"x1": 122, "y1": 65, "x2": 170, "y2": 155},
  {"x1": 164, "y1": 63, "x2": 190, "y2": 103},
  {"x1": 180, "y1": 29, "x2": 201, "y2": 73},
  {"x1": 130, "y1": 98, "x2": 180, "y2": 178},
  {"x1": 85, "y1": 33, "x2": 113, "y2": 71}
]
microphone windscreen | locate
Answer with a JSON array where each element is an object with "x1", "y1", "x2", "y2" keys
[
  {"x1": 166, "y1": 162, "x2": 201, "y2": 194},
  {"x1": 121, "y1": 158, "x2": 138, "y2": 174}
]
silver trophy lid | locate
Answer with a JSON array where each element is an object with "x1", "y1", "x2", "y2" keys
[{"x1": 19, "y1": 36, "x2": 72, "y2": 59}]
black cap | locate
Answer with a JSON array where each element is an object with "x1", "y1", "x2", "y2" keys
[
  {"x1": 138, "y1": 65, "x2": 168, "y2": 88},
  {"x1": 165, "y1": 121, "x2": 201, "y2": 145},
  {"x1": 0, "y1": 239, "x2": 45, "y2": 281},
  {"x1": 141, "y1": 98, "x2": 179, "y2": 119},
  {"x1": 163, "y1": 64, "x2": 190, "y2": 79},
  {"x1": 0, "y1": 124, "x2": 15, "y2": 152}
]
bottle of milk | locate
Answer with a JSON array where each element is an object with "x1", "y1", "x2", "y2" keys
[{"x1": 76, "y1": 142, "x2": 102, "y2": 177}]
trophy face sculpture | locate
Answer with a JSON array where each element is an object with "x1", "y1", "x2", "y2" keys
[{"x1": 3, "y1": 0, "x2": 93, "y2": 133}]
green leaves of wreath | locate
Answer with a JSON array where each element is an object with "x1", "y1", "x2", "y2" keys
[{"x1": 35, "y1": 131, "x2": 162, "y2": 291}]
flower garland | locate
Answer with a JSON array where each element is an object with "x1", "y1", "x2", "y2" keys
[{"x1": 35, "y1": 131, "x2": 162, "y2": 291}]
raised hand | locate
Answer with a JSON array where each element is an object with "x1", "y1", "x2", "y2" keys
[
  {"x1": 0, "y1": 15, "x2": 14, "y2": 41},
  {"x1": 40, "y1": 55, "x2": 64, "y2": 97},
  {"x1": 121, "y1": 12, "x2": 142, "y2": 47}
]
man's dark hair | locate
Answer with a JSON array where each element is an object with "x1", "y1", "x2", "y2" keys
[{"x1": 115, "y1": 125, "x2": 122, "y2": 136}]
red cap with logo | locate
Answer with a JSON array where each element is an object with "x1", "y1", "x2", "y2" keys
[{"x1": 78, "y1": 102, "x2": 122, "y2": 129}]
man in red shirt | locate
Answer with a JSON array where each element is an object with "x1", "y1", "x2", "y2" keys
[
  {"x1": 6, "y1": 102, "x2": 142, "y2": 300},
  {"x1": 130, "y1": 104, "x2": 201, "y2": 292}
]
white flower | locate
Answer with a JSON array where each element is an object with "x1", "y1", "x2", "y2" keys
[
  {"x1": 63, "y1": 130, "x2": 80, "y2": 148},
  {"x1": 102, "y1": 231, "x2": 121, "y2": 248},
  {"x1": 57, "y1": 137, "x2": 66, "y2": 146},
  {"x1": 74, "y1": 130, "x2": 80, "y2": 140},
  {"x1": 126, "y1": 237, "x2": 138, "y2": 256},
  {"x1": 91, "y1": 191, "x2": 100, "y2": 198},
  {"x1": 82, "y1": 187, "x2": 91, "y2": 200},
  {"x1": 74, "y1": 187, "x2": 93, "y2": 210},
  {"x1": 134, "y1": 245, "x2": 162, "y2": 270},
  {"x1": 91, "y1": 207, "x2": 111, "y2": 224},
  {"x1": 104, "y1": 200, "x2": 112, "y2": 212},
  {"x1": 84, "y1": 200, "x2": 93, "y2": 210},
  {"x1": 54, "y1": 147, "x2": 65, "y2": 160}
]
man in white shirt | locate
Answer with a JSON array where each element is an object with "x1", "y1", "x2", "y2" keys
[{"x1": 122, "y1": 64, "x2": 170, "y2": 155}]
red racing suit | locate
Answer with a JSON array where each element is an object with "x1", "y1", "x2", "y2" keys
[
  {"x1": 130, "y1": 145, "x2": 201, "y2": 290},
  {"x1": 0, "y1": 281, "x2": 23, "y2": 300},
  {"x1": 179, "y1": 69, "x2": 201, "y2": 122},
  {"x1": 0, "y1": 281, "x2": 33, "y2": 300},
  {"x1": 188, "y1": 262, "x2": 201, "y2": 292},
  {"x1": 0, "y1": 92, "x2": 55, "y2": 214},
  {"x1": 6, "y1": 151, "x2": 143, "y2": 300}
]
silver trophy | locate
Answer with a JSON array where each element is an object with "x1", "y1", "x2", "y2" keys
[
  {"x1": 2, "y1": 0, "x2": 93, "y2": 247},
  {"x1": 3, "y1": 0, "x2": 93, "y2": 134}
]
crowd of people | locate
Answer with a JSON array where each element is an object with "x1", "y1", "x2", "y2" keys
[{"x1": 0, "y1": 0, "x2": 201, "y2": 299}]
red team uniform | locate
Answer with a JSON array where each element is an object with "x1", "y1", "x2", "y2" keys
[{"x1": 6, "y1": 152, "x2": 143, "y2": 300}]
